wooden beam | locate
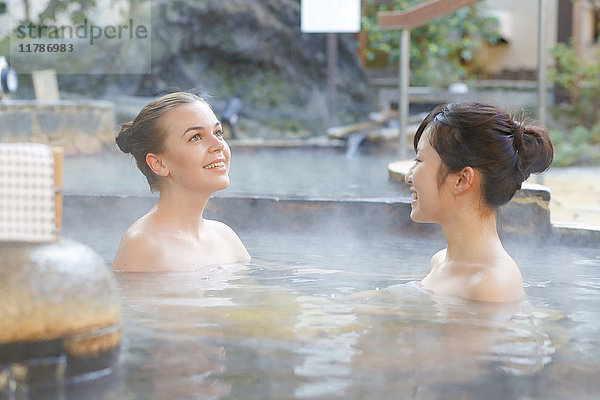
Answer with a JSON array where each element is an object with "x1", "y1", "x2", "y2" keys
[{"x1": 377, "y1": 0, "x2": 481, "y2": 30}]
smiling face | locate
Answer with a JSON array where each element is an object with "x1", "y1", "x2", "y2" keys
[
  {"x1": 405, "y1": 128, "x2": 453, "y2": 223},
  {"x1": 155, "y1": 101, "x2": 231, "y2": 196}
]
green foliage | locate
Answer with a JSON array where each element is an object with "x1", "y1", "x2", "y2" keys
[
  {"x1": 549, "y1": 127, "x2": 600, "y2": 166},
  {"x1": 547, "y1": 3, "x2": 600, "y2": 165},
  {"x1": 37, "y1": 0, "x2": 97, "y2": 25},
  {"x1": 361, "y1": 0, "x2": 500, "y2": 87},
  {"x1": 549, "y1": 41, "x2": 600, "y2": 129},
  {"x1": 4, "y1": 0, "x2": 98, "y2": 29}
]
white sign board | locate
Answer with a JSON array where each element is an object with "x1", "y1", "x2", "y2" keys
[{"x1": 301, "y1": 0, "x2": 361, "y2": 33}]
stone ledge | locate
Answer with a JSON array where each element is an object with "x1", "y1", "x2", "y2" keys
[
  {"x1": 0, "y1": 100, "x2": 115, "y2": 155},
  {"x1": 63, "y1": 192, "x2": 600, "y2": 265},
  {"x1": 549, "y1": 222, "x2": 600, "y2": 247},
  {"x1": 228, "y1": 136, "x2": 346, "y2": 151}
]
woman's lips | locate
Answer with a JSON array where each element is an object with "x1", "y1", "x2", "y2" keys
[{"x1": 203, "y1": 161, "x2": 226, "y2": 170}]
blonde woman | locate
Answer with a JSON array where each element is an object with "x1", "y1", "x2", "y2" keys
[{"x1": 112, "y1": 92, "x2": 250, "y2": 272}]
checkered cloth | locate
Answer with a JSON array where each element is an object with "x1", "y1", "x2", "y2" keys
[{"x1": 0, "y1": 143, "x2": 56, "y2": 242}]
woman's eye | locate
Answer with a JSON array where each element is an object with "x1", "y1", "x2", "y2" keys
[
  {"x1": 190, "y1": 133, "x2": 202, "y2": 142},
  {"x1": 414, "y1": 157, "x2": 422, "y2": 163},
  {"x1": 214, "y1": 130, "x2": 224, "y2": 138}
]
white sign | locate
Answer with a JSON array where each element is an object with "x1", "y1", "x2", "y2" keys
[{"x1": 301, "y1": 0, "x2": 361, "y2": 33}]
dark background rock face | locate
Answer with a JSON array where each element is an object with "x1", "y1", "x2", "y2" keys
[{"x1": 58, "y1": 0, "x2": 373, "y2": 137}]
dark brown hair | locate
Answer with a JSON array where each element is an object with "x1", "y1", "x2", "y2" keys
[
  {"x1": 115, "y1": 92, "x2": 208, "y2": 191},
  {"x1": 414, "y1": 102, "x2": 554, "y2": 208}
]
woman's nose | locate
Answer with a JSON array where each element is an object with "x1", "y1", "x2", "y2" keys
[
  {"x1": 209, "y1": 135, "x2": 225, "y2": 152},
  {"x1": 405, "y1": 165, "x2": 414, "y2": 185}
]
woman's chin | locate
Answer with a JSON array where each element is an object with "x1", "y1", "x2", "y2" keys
[
  {"x1": 214, "y1": 178, "x2": 230, "y2": 191},
  {"x1": 409, "y1": 210, "x2": 428, "y2": 223}
]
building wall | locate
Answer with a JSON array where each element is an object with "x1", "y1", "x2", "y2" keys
[
  {"x1": 478, "y1": 0, "x2": 558, "y2": 77},
  {"x1": 572, "y1": 1, "x2": 600, "y2": 60}
]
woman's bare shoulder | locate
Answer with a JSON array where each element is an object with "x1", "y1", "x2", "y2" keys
[
  {"x1": 470, "y1": 258, "x2": 523, "y2": 302},
  {"x1": 204, "y1": 220, "x2": 243, "y2": 241},
  {"x1": 429, "y1": 248, "x2": 446, "y2": 270},
  {"x1": 205, "y1": 220, "x2": 250, "y2": 261},
  {"x1": 205, "y1": 219, "x2": 234, "y2": 233},
  {"x1": 112, "y1": 217, "x2": 167, "y2": 272}
]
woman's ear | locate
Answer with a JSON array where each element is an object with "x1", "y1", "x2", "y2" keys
[
  {"x1": 451, "y1": 166, "x2": 476, "y2": 195},
  {"x1": 146, "y1": 153, "x2": 169, "y2": 177}
]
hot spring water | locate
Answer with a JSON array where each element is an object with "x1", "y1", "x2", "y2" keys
[{"x1": 24, "y1": 148, "x2": 600, "y2": 399}]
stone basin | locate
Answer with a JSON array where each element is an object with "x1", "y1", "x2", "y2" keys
[{"x1": 0, "y1": 239, "x2": 121, "y2": 389}]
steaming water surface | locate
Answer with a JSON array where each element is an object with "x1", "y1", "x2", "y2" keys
[
  {"x1": 55, "y1": 150, "x2": 600, "y2": 399},
  {"x1": 63, "y1": 148, "x2": 406, "y2": 197},
  {"x1": 47, "y1": 230, "x2": 600, "y2": 400}
]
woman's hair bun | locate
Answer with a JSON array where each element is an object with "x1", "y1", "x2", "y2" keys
[
  {"x1": 514, "y1": 123, "x2": 554, "y2": 182},
  {"x1": 116, "y1": 121, "x2": 133, "y2": 154}
]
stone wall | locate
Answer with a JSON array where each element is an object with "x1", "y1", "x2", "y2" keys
[{"x1": 0, "y1": 100, "x2": 115, "y2": 155}]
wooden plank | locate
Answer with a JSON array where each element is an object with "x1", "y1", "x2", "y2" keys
[
  {"x1": 327, "y1": 121, "x2": 379, "y2": 139},
  {"x1": 377, "y1": 0, "x2": 481, "y2": 30}
]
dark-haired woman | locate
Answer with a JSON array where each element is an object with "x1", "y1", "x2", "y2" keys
[
  {"x1": 112, "y1": 92, "x2": 250, "y2": 272},
  {"x1": 405, "y1": 102, "x2": 553, "y2": 302}
]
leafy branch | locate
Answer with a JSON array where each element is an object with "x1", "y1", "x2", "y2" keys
[{"x1": 361, "y1": 0, "x2": 500, "y2": 87}]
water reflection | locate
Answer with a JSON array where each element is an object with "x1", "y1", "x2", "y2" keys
[
  {"x1": 106, "y1": 263, "x2": 575, "y2": 400},
  {"x1": 115, "y1": 266, "x2": 249, "y2": 399},
  {"x1": 340, "y1": 282, "x2": 558, "y2": 398},
  {"x1": 77, "y1": 225, "x2": 600, "y2": 400}
]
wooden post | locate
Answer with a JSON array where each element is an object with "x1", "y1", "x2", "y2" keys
[
  {"x1": 357, "y1": 30, "x2": 367, "y2": 66},
  {"x1": 537, "y1": 0, "x2": 547, "y2": 128},
  {"x1": 398, "y1": 28, "x2": 410, "y2": 159},
  {"x1": 536, "y1": 0, "x2": 547, "y2": 185},
  {"x1": 327, "y1": 33, "x2": 338, "y2": 127},
  {"x1": 52, "y1": 147, "x2": 63, "y2": 239},
  {"x1": 377, "y1": 0, "x2": 481, "y2": 158}
]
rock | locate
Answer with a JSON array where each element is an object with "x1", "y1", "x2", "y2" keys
[{"x1": 57, "y1": 0, "x2": 372, "y2": 137}]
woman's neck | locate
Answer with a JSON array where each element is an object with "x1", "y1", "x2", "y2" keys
[
  {"x1": 154, "y1": 188, "x2": 211, "y2": 234},
  {"x1": 439, "y1": 207, "x2": 503, "y2": 263}
]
